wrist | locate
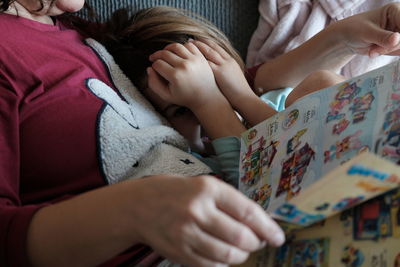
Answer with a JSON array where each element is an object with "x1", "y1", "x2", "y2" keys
[
  {"x1": 188, "y1": 90, "x2": 227, "y2": 113},
  {"x1": 192, "y1": 93, "x2": 230, "y2": 118},
  {"x1": 104, "y1": 180, "x2": 146, "y2": 245},
  {"x1": 315, "y1": 22, "x2": 356, "y2": 71},
  {"x1": 193, "y1": 96, "x2": 246, "y2": 139},
  {"x1": 228, "y1": 83, "x2": 255, "y2": 110}
]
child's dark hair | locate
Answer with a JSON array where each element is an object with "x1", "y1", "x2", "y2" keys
[{"x1": 99, "y1": 6, "x2": 244, "y2": 91}]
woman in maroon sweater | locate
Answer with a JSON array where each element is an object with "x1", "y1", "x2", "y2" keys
[{"x1": 1, "y1": 1, "x2": 400, "y2": 266}]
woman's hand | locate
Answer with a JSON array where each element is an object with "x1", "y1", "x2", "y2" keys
[
  {"x1": 26, "y1": 174, "x2": 284, "y2": 267},
  {"x1": 148, "y1": 42, "x2": 222, "y2": 112},
  {"x1": 333, "y1": 3, "x2": 400, "y2": 57},
  {"x1": 130, "y1": 175, "x2": 285, "y2": 266},
  {"x1": 253, "y1": 3, "x2": 400, "y2": 92}
]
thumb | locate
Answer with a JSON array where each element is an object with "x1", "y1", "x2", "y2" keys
[{"x1": 368, "y1": 30, "x2": 400, "y2": 57}]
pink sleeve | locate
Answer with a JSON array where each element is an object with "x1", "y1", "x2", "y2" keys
[{"x1": 0, "y1": 67, "x2": 46, "y2": 266}]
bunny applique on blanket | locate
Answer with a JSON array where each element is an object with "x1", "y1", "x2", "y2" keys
[{"x1": 84, "y1": 38, "x2": 212, "y2": 184}]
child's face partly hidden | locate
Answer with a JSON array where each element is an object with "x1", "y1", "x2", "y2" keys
[
  {"x1": 16, "y1": 0, "x2": 85, "y2": 15},
  {"x1": 144, "y1": 88, "x2": 213, "y2": 155}
]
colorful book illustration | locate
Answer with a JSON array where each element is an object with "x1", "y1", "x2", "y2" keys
[
  {"x1": 273, "y1": 152, "x2": 400, "y2": 227},
  {"x1": 238, "y1": 61, "x2": 400, "y2": 266}
]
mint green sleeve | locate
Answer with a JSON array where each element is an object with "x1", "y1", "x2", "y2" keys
[{"x1": 211, "y1": 136, "x2": 241, "y2": 188}]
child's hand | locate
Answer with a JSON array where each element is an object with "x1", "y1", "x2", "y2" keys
[
  {"x1": 148, "y1": 42, "x2": 247, "y2": 140},
  {"x1": 334, "y1": 3, "x2": 400, "y2": 58},
  {"x1": 148, "y1": 42, "x2": 222, "y2": 112},
  {"x1": 192, "y1": 39, "x2": 254, "y2": 110}
]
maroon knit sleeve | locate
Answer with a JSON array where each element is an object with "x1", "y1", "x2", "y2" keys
[
  {"x1": 0, "y1": 204, "x2": 47, "y2": 266},
  {"x1": 0, "y1": 67, "x2": 48, "y2": 266},
  {"x1": 245, "y1": 63, "x2": 263, "y2": 91}
]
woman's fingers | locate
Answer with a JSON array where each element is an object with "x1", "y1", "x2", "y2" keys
[
  {"x1": 187, "y1": 223, "x2": 250, "y2": 264},
  {"x1": 147, "y1": 224, "x2": 230, "y2": 267},
  {"x1": 215, "y1": 182, "x2": 285, "y2": 247},
  {"x1": 189, "y1": 176, "x2": 284, "y2": 248},
  {"x1": 196, "y1": 207, "x2": 263, "y2": 252},
  {"x1": 131, "y1": 175, "x2": 282, "y2": 266},
  {"x1": 368, "y1": 32, "x2": 400, "y2": 57},
  {"x1": 363, "y1": 3, "x2": 400, "y2": 57}
]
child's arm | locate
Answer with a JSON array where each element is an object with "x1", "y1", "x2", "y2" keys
[
  {"x1": 148, "y1": 42, "x2": 246, "y2": 139},
  {"x1": 211, "y1": 137, "x2": 241, "y2": 188},
  {"x1": 193, "y1": 40, "x2": 276, "y2": 127},
  {"x1": 254, "y1": 3, "x2": 400, "y2": 93}
]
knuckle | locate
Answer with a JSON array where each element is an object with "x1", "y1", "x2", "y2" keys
[
  {"x1": 152, "y1": 59, "x2": 162, "y2": 68},
  {"x1": 171, "y1": 220, "x2": 192, "y2": 244},
  {"x1": 181, "y1": 61, "x2": 192, "y2": 71},
  {"x1": 227, "y1": 57, "x2": 236, "y2": 64},
  {"x1": 223, "y1": 247, "x2": 235, "y2": 263},
  {"x1": 231, "y1": 227, "x2": 247, "y2": 247},
  {"x1": 152, "y1": 60, "x2": 166, "y2": 71},
  {"x1": 195, "y1": 176, "x2": 217, "y2": 193},
  {"x1": 185, "y1": 199, "x2": 200, "y2": 218},
  {"x1": 222, "y1": 247, "x2": 248, "y2": 265},
  {"x1": 167, "y1": 42, "x2": 182, "y2": 50},
  {"x1": 157, "y1": 50, "x2": 169, "y2": 58},
  {"x1": 241, "y1": 204, "x2": 257, "y2": 222},
  {"x1": 169, "y1": 73, "x2": 181, "y2": 83},
  {"x1": 204, "y1": 46, "x2": 214, "y2": 55}
]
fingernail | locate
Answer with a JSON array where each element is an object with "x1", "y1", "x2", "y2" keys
[{"x1": 271, "y1": 231, "x2": 285, "y2": 246}]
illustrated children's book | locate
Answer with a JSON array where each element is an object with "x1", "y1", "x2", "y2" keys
[{"x1": 238, "y1": 61, "x2": 400, "y2": 266}]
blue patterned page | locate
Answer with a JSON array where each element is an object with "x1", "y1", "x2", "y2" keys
[{"x1": 239, "y1": 61, "x2": 400, "y2": 213}]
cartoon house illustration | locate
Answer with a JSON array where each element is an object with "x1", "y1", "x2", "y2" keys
[
  {"x1": 276, "y1": 143, "x2": 315, "y2": 200},
  {"x1": 240, "y1": 136, "x2": 267, "y2": 186}
]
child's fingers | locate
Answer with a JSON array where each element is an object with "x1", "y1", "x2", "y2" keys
[
  {"x1": 149, "y1": 50, "x2": 184, "y2": 67},
  {"x1": 183, "y1": 41, "x2": 203, "y2": 56},
  {"x1": 192, "y1": 40, "x2": 224, "y2": 64},
  {"x1": 163, "y1": 43, "x2": 193, "y2": 59},
  {"x1": 146, "y1": 67, "x2": 170, "y2": 100},
  {"x1": 151, "y1": 59, "x2": 175, "y2": 83},
  {"x1": 196, "y1": 39, "x2": 231, "y2": 60},
  {"x1": 207, "y1": 60, "x2": 218, "y2": 72}
]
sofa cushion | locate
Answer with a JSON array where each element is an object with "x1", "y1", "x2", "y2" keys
[{"x1": 83, "y1": 0, "x2": 259, "y2": 58}]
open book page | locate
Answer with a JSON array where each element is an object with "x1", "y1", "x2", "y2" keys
[
  {"x1": 238, "y1": 188, "x2": 400, "y2": 267},
  {"x1": 239, "y1": 60, "x2": 400, "y2": 213},
  {"x1": 238, "y1": 60, "x2": 400, "y2": 267},
  {"x1": 273, "y1": 152, "x2": 400, "y2": 226}
]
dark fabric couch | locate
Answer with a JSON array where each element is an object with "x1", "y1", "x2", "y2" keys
[{"x1": 84, "y1": 0, "x2": 260, "y2": 59}]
